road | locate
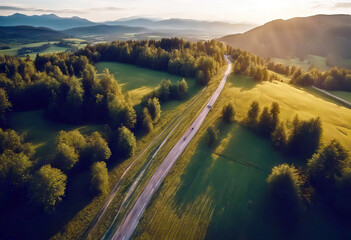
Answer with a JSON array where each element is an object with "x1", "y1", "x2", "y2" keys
[
  {"x1": 109, "y1": 55, "x2": 232, "y2": 240},
  {"x1": 81, "y1": 85, "x2": 207, "y2": 240},
  {"x1": 312, "y1": 86, "x2": 351, "y2": 108}
]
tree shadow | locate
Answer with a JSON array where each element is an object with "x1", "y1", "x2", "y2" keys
[{"x1": 228, "y1": 74, "x2": 258, "y2": 92}]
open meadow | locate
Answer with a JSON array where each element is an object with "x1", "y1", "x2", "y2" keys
[{"x1": 134, "y1": 73, "x2": 351, "y2": 240}]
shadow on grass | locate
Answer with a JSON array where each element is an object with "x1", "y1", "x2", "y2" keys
[
  {"x1": 172, "y1": 122, "x2": 292, "y2": 239},
  {"x1": 228, "y1": 74, "x2": 258, "y2": 91}
]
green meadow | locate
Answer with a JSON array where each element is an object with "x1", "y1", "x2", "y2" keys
[
  {"x1": 134, "y1": 73, "x2": 351, "y2": 239},
  {"x1": 95, "y1": 61, "x2": 198, "y2": 106},
  {"x1": 0, "y1": 39, "x2": 86, "y2": 59},
  {"x1": 272, "y1": 55, "x2": 330, "y2": 71}
]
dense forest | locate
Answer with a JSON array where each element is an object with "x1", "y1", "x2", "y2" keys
[{"x1": 0, "y1": 38, "x2": 232, "y2": 222}]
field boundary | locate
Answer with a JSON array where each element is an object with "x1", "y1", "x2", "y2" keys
[{"x1": 312, "y1": 86, "x2": 351, "y2": 108}]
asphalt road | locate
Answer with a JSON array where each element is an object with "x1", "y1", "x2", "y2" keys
[{"x1": 110, "y1": 55, "x2": 232, "y2": 240}]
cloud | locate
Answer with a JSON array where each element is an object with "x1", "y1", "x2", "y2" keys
[
  {"x1": 333, "y1": 2, "x2": 351, "y2": 8},
  {"x1": 0, "y1": 5, "x2": 124, "y2": 15}
]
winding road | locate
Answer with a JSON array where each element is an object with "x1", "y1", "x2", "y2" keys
[{"x1": 109, "y1": 55, "x2": 232, "y2": 240}]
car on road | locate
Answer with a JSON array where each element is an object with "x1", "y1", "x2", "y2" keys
[
  {"x1": 191, "y1": 127, "x2": 194, "y2": 130},
  {"x1": 207, "y1": 105, "x2": 212, "y2": 108}
]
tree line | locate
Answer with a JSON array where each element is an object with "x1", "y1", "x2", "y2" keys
[{"x1": 75, "y1": 38, "x2": 230, "y2": 85}]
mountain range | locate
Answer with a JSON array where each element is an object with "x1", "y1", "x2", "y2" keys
[{"x1": 0, "y1": 13, "x2": 255, "y2": 35}]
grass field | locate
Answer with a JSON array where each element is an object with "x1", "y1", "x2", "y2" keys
[
  {"x1": 329, "y1": 90, "x2": 351, "y2": 103},
  {"x1": 272, "y1": 55, "x2": 330, "y2": 71},
  {"x1": 95, "y1": 62, "x2": 199, "y2": 105},
  {"x1": 0, "y1": 39, "x2": 86, "y2": 59},
  {"x1": 134, "y1": 73, "x2": 351, "y2": 239},
  {"x1": 8, "y1": 110, "x2": 103, "y2": 161}
]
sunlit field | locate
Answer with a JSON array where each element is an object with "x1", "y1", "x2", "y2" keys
[
  {"x1": 134, "y1": 73, "x2": 351, "y2": 239},
  {"x1": 95, "y1": 61, "x2": 198, "y2": 106}
]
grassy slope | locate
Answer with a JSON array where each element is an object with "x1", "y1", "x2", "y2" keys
[
  {"x1": 134, "y1": 73, "x2": 351, "y2": 240},
  {"x1": 95, "y1": 62, "x2": 197, "y2": 106},
  {"x1": 271, "y1": 55, "x2": 330, "y2": 72}
]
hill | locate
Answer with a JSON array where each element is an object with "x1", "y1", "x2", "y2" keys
[
  {"x1": 104, "y1": 18, "x2": 256, "y2": 34},
  {"x1": 219, "y1": 14, "x2": 351, "y2": 59},
  {"x1": 0, "y1": 26, "x2": 67, "y2": 42},
  {"x1": 0, "y1": 13, "x2": 96, "y2": 30},
  {"x1": 62, "y1": 24, "x2": 151, "y2": 39}
]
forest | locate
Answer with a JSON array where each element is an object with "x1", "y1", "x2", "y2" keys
[{"x1": 0, "y1": 38, "x2": 230, "y2": 215}]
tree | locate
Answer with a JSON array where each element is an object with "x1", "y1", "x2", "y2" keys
[
  {"x1": 287, "y1": 116, "x2": 322, "y2": 159},
  {"x1": 207, "y1": 125, "x2": 219, "y2": 147},
  {"x1": 177, "y1": 78, "x2": 189, "y2": 99},
  {"x1": 307, "y1": 140, "x2": 348, "y2": 189},
  {"x1": 271, "y1": 122, "x2": 287, "y2": 150},
  {"x1": 116, "y1": 126, "x2": 136, "y2": 158},
  {"x1": 258, "y1": 106, "x2": 274, "y2": 136},
  {"x1": 90, "y1": 161, "x2": 109, "y2": 195},
  {"x1": 0, "y1": 150, "x2": 32, "y2": 186},
  {"x1": 158, "y1": 79, "x2": 171, "y2": 101},
  {"x1": 83, "y1": 132, "x2": 111, "y2": 165},
  {"x1": 245, "y1": 101, "x2": 260, "y2": 128},
  {"x1": 222, "y1": 103, "x2": 235, "y2": 123},
  {"x1": 146, "y1": 97, "x2": 161, "y2": 124},
  {"x1": 270, "y1": 102, "x2": 280, "y2": 130},
  {"x1": 0, "y1": 88, "x2": 11, "y2": 127},
  {"x1": 142, "y1": 107, "x2": 153, "y2": 134},
  {"x1": 55, "y1": 143, "x2": 79, "y2": 171},
  {"x1": 267, "y1": 164, "x2": 302, "y2": 228},
  {"x1": 29, "y1": 164, "x2": 67, "y2": 211},
  {"x1": 57, "y1": 130, "x2": 86, "y2": 152}
]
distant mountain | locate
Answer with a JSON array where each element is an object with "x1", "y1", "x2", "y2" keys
[
  {"x1": 0, "y1": 26, "x2": 67, "y2": 42},
  {"x1": 104, "y1": 18, "x2": 256, "y2": 34},
  {"x1": 0, "y1": 13, "x2": 96, "y2": 30},
  {"x1": 219, "y1": 14, "x2": 351, "y2": 59},
  {"x1": 63, "y1": 25, "x2": 150, "y2": 38}
]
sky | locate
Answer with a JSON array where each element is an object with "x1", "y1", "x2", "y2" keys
[{"x1": 0, "y1": 0, "x2": 350, "y2": 24}]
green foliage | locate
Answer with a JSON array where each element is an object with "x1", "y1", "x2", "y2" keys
[
  {"x1": 271, "y1": 122, "x2": 287, "y2": 150},
  {"x1": 222, "y1": 103, "x2": 235, "y2": 123},
  {"x1": 267, "y1": 164, "x2": 302, "y2": 227},
  {"x1": 29, "y1": 164, "x2": 67, "y2": 211},
  {"x1": 177, "y1": 78, "x2": 189, "y2": 100},
  {"x1": 0, "y1": 128, "x2": 33, "y2": 156},
  {"x1": 90, "y1": 161, "x2": 109, "y2": 195},
  {"x1": 55, "y1": 143, "x2": 79, "y2": 171},
  {"x1": 287, "y1": 115, "x2": 322, "y2": 159},
  {"x1": 146, "y1": 97, "x2": 161, "y2": 124},
  {"x1": 0, "y1": 150, "x2": 32, "y2": 186},
  {"x1": 258, "y1": 106, "x2": 274, "y2": 136},
  {"x1": 76, "y1": 38, "x2": 227, "y2": 86},
  {"x1": 0, "y1": 88, "x2": 11, "y2": 127},
  {"x1": 207, "y1": 125, "x2": 219, "y2": 147},
  {"x1": 270, "y1": 102, "x2": 280, "y2": 130},
  {"x1": 307, "y1": 140, "x2": 348, "y2": 188},
  {"x1": 116, "y1": 126, "x2": 136, "y2": 158},
  {"x1": 83, "y1": 132, "x2": 111, "y2": 164},
  {"x1": 142, "y1": 107, "x2": 153, "y2": 134},
  {"x1": 245, "y1": 100, "x2": 260, "y2": 127}
]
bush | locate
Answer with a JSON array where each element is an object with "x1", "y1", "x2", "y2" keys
[
  {"x1": 90, "y1": 161, "x2": 109, "y2": 195},
  {"x1": 222, "y1": 103, "x2": 235, "y2": 123},
  {"x1": 29, "y1": 164, "x2": 67, "y2": 211},
  {"x1": 267, "y1": 164, "x2": 302, "y2": 228},
  {"x1": 207, "y1": 125, "x2": 219, "y2": 147},
  {"x1": 116, "y1": 126, "x2": 136, "y2": 158}
]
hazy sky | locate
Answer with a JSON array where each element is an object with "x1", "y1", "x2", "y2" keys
[{"x1": 0, "y1": 0, "x2": 350, "y2": 23}]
